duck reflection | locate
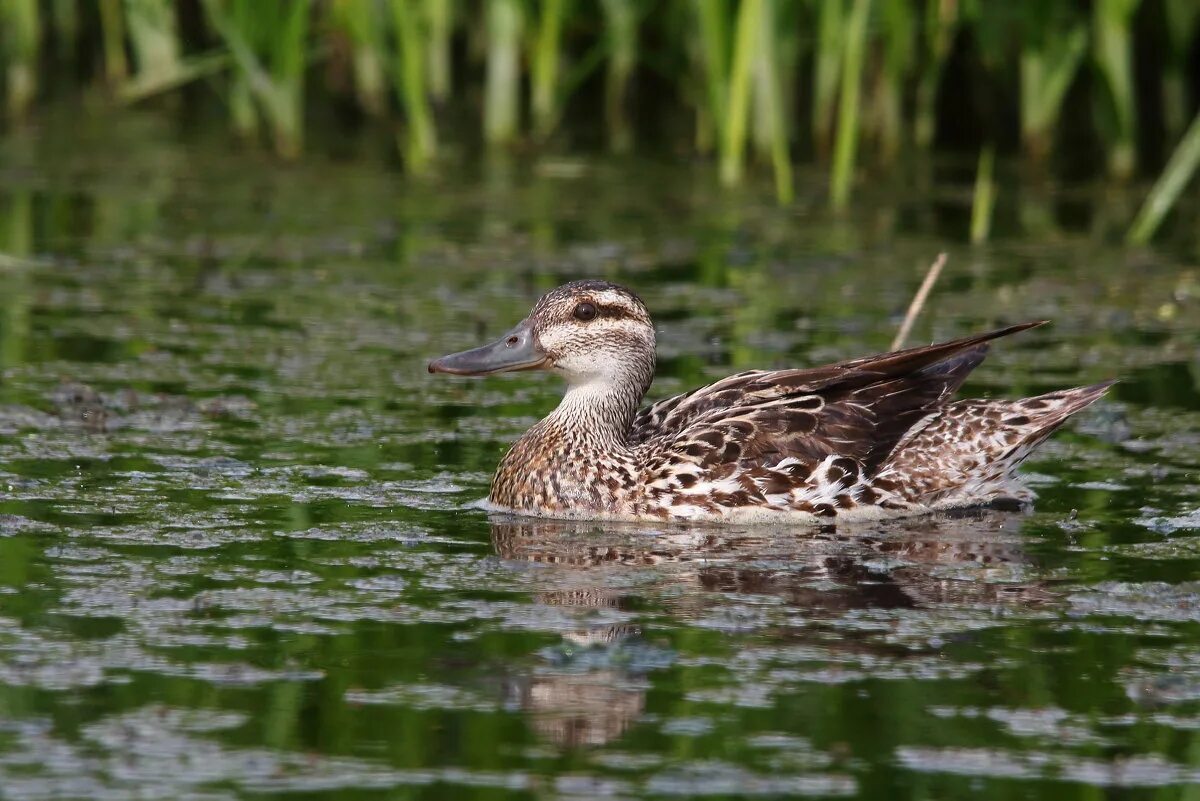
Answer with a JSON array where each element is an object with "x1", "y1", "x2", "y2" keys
[{"x1": 493, "y1": 510, "x2": 1048, "y2": 748}]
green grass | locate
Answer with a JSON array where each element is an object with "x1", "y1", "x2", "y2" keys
[
  {"x1": 830, "y1": 0, "x2": 870, "y2": 211},
  {"x1": 1, "y1": 0, "x2": 38, "y2": 119},
  {"x1": 971, "y1": 144, "x2": 996, "y2": 245},
  {"x1": 1, "y1": 0, "x2": 1199, "y2": 239},
  {"x1": 1128, "y1": 109, "x2": 1200, "y2": 245}
]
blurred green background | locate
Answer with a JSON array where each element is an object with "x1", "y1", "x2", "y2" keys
[{"x1": 1, "y1": 0, "x2": 1198, "y2": 243}]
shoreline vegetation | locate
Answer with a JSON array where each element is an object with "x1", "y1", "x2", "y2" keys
[{"x1": 1, "y1": 0, "x2": 1198, "y2": 243}]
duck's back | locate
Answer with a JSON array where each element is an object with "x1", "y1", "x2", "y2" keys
[{"x1": 624, "y1": 323, "x2": 1110, "y2": 521}]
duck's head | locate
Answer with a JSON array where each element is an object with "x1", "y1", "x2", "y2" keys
[{"x1": 429, "y1": 280, "x2": 656, "y2": 394}]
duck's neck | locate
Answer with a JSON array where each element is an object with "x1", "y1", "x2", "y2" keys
[
  {"x1": 490, "y1": 368, "x2": 653, "y2": 514},
  {"x1": 544, "y1": 377, "x2": 645, "y2": 450}
]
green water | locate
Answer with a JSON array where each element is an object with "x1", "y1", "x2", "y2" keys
[{"x1": 1, "y1": 113, "x2": 1199, "y2": 800}]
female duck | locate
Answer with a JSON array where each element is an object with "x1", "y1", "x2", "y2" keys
[{"x1": 429, "y1": 280, "x2": 1110, "y2": 523}]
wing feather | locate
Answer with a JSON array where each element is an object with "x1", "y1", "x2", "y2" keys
[{"x1": 628, "y1": 322, "x2": 1045, "y2": 485}]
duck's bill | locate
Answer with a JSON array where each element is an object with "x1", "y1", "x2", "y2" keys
[{"x1": 428, "y1": 321, "x2": 548, "y2": 376}]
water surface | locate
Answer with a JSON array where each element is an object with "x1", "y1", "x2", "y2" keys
[{"x1": 1, "y1": 113, "x2": 1199, "y2": 800}]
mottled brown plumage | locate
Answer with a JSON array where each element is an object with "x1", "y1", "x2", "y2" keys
[{"x1": 429, "y1": 280, "x2": 1112, "y2": 523}]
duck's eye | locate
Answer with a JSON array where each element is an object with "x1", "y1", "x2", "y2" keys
[{"x1": 573, "y1": 302, "x2": 598, "y2": 322}]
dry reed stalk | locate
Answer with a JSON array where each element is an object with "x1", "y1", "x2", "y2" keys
[{"x1": 891, "y1": 252, "x2": 947, "y2": 350}]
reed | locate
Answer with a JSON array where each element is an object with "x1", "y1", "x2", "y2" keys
[
  {"x1": 125, "y1": 0, "x2": 183, "y2": 86},
  {"x1": 225, "y1": 0, "x2": 259, "y2": 136},
  {"x1": 484, "y1": 0, "x2": 522, "y2": 146},
  {"x1": 1092, "y1": 0, "x2": 1140, "y2": 178},
  {"x1": 1019, "y1": 7, "x2": 1086, "y2": 159},
  {"x1": 1127, "y1": 110, "x2": 1200, "y2": 245},
  {"x1": 971, "y1": 144, "x2": 996, "y2": 245},
  {"x1": 718, "y1": 0, "x2": 759, "y2": 188},
  {"x1": 1, "y1": 0, "x2": 38, "y2": 119},
  {"x1": 424, "y1": 0, "x2": 453, "y2": 102},
  {"x1": 203, "y1": 0, "x2": 310, "y2": 158},
  {"x1": 812, "y1": 0, "x2": 844, "y2": 158},
  {"x1": 869, "y1": 0, "x2": 914, "y2": 162},
  {"x1": 830, "y1": 0, "x2": 870, "y2": 211},
  {"x1": 98, "y1": 0, "x2": 128, "y2": 83},
  {"x1": 332, "y1": 0, "x2": 388, "y2": 117},
  {"x1": 752, "y1": 0, "x2": 792, "y2": 202},
  {"x1": 2, "y1": 0, "x2": 1199, "y2": 233},
  {"x1": 696, "y1": 0, "x2": 730, "y2": 155},
  {"x1": 601, "y1": 0, "x2": 637, "y2": 152},
  {"x1": 913, "y1": 0, "x2": 956, "y2": 149},
  {"x1": 752, "y1": 0, "x2": 798, "y2": 165},
  {"x1": 1160, "y1": 0, "x2": 1198, "y2": 141},
  {"x1": 389, "y1": 0, "x2": 436, "y2": 171},
  {"x1": 531, "y1": 0, "x2": 564, "y2": 140}
]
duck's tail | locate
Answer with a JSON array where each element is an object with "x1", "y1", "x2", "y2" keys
[{"x1": 879, "y1": 380, "x2": 1115, "y2": 508}]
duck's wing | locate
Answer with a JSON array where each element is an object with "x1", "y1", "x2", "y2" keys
[
  {"x1": 632, "y1": 322, "x2": 1045, "y2": 478},
  {"x1": 629, "y1": 369, "x2": 767, "y2": 445}
]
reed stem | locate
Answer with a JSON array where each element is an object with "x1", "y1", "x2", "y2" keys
[
  {"x1": 485, "y1": 0, "x2": 522, "y2": 145},
  {"x1": 696, "y1": 0, "x2": 729, "y2": 151},
  {"x1": 424, "y1": 0, "x2": 453, "y2": 102},
  {"x1": 830, "y1": 0, "x2": 871, "y2": 210},
  {"x1": 969, "y1": 143, "x2": 998, "y2": 244},
  {"x1": 971, "y1": 144, "x2": 995, "y2": 244},
  {"x1": 1019, "y1": 23, "x2": 1085, "y2": 159},
  {"x1": 98, "y1": 0, "x2": 128, "y2": 83},
  {"x1": 812, "y1": 0, "x2": 844, "y2": 157},
  {"x1": 719, "y1": 0, "x2": 760, "y2": 187},
  {"x1": 531, "y1": 0, "x2": 564, "y2": 139},
  {"x1": 1093, "y1": 0, "x2": 1139, "y2": 178},
  {"x1": 390, "y1": 0, "x2": 436, "y2": 170},
  {"x1": 1127, "y1": 109, "x2": 1200, "y2": 244},
  {"x1": 753, "y1": 0, "x2": 792, "y2": 202},
  {"x1": 2, "y1": 0, "x2": 38, "y2": 119},
  {"x1": 601, "y1": 0, "x2": 636, "y2": 152},
  {"x1": 334, "y1": 0, "x2": 387, "y2": 116},
  {"x1": 892, "y1": 252, "x2": 947, "y2": 350}
]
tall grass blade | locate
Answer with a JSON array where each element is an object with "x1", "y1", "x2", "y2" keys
[
  {"x1": 332, "y1": 0, "x2": 388, "y2": 116},
  {"x1": 531, "y1": 0, "x2": 564, "y2": 140},
  {"x1": 914, "y1": 0, "x2": 956, "y2": 149},
  {"x1": 202, "y1": 0, "x2": 310, "y2": 158},
  {"x1": 752, "y1": 0, "x2": 792, "y2": 202},
  {"x1": 695, "y1": 0, "x2": 730, "y2": 154},
  {"x1": 424, "y1": 0, "x2": 453, "y2": 102},
  {"x1": 271, "y1": 0, "x2": 311, "y2": 158},
  {"x1": 870, "y1": 0, "x2": 914, "y2": 162},
  {"x1": 1093, "y1": 0, "x2": 1140, "y2": 178},
  {"x1": 830, "y1": 0, "x2": 870, "y2": 210},
  {"x1": 601, "y1": 0, "x2": 637, "y2": 152},
  {"x1": 98, "y1": 0, "x2": 129, "y2": 83},
  {"x1": 389, "y1": 0, "x2": 437, "y2": 170},
  {"x1": 891, "y1": 252, "x2": 947, "y2": 350},
  {"x1": 1127, "y1": 109, "x2": 1200, "y2": 244},
  {"x1": 51, "y1": 0, "x2": 79, "y2": 65},
  {"x1": 812, "y1": 0, "x2": 844, "y2": 157},
  {"x1": 125, "y1": 0, "x2": 182, "y2": 81},
  {"x1": 719, "y1": 0, "x2": 760, "y2": 187},
  {"x1": 485, "y1": 0, "x2": 522, "y2": 145},
  {"x1": 118, "y1": 51, "x2": 232, "y2": 104},
  {"x1": 1019, "y1": 17, "x2": 1086, "y2": 159},
  {"x1": 754, "y1": 0, "x2": 799, "y2": 164},
  {"x1": 2, "y1": 0, "x2": 40, "y2": 118},
  {"x1": 971, "y1": 144, "x2": 995, "y2": 244},
  {"x1": 227, "y1": 0, "x2": 259, "y2": 136},
  {"x1": 1161, "y1": 0, "x2": 1199, "y2": 140}
]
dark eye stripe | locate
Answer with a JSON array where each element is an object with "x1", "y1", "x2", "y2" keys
[{"x1": 595, "y1": 304, "x2": 633, "y2": 320}]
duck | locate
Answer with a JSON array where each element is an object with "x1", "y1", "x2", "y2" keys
[{"x1": 429, "y1": 279, "x2": 1112, "y2": 523}]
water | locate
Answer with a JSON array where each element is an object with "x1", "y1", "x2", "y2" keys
[{"x1": 1, "y1": 112, "x2": 1199, "y2": 800}]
